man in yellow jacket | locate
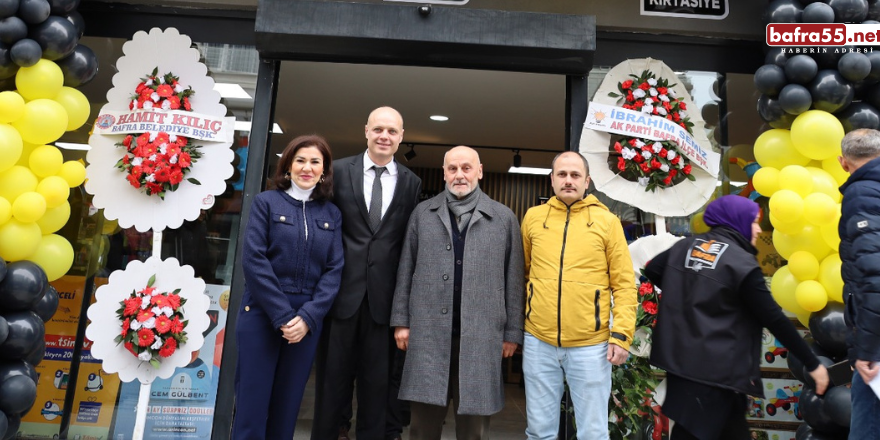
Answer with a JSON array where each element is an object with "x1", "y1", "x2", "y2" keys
[{"x1": 521, "y1": 151, "x2": 637, "y2": 440}]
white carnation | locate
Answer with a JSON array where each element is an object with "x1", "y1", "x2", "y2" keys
[
  {"x1": 143, "y1": 101, "x2": 154, "y2": 110},
  {"x1": 633, "y1": 89, "x2": 646, "y2": 98},
  {"x1": 145, "y1": 79, "x2": 153, "y2": 86},
  {"x1": 642, "y1": 104, "x2": 653, "y2": 114},
  {"x1": 169, "y1": 155, "x2": 178, "y2": 164},
  {"x1": 132, "y1": 157, "x2": 143, "y2": 167},
  {"x1": 151, "y1": 337, "x2": 163, "y2": 350},
  {"x1": 622, "y1": 148, "x2": 637, "y2": 160},
  {"x1": 649, "y1": 88, "x2": 658, "y2": 97},
  {"x1": 669, "y1": 89, "x2": 677, "y2": 98},
  {"x1": 667, "y1": 151, "x2": 677, "y2": 160},
  {"x1": 642, "y1": 151, "x2": 652, "y2": 160},
  {"x1": 659, "y1": 94, "x2": 670, "y2": 102},
  {"x1": 138, "y1": 351, "x2": 152, "y2": 361},
  {"x1": 644, "y1": 97, "x2": 654, "y2": 104},
  {"x1": 634, "y1": 139, "x2": 645, "y2": 148},
  {"x1": 130, "y1": 320, "x2": 142, "y2": 331},
  {"x1": 648, "y1": 78, "x2": 657, "y2": 86},
  {"x1": 657, "y1": 107, "x2": 668, "y2": 116},
  {"x1": 652, "y1": 143, "x2": 663, "y2": 154},
  {"x1": 146, "y1": 174, "x2": 156, "y2": 183},
  {"x1": 161, "y1": 100, "x2": 172, "y2": 110},
  {"x1": 158, "y1": 76, "x2": 165, "y2": 84},
  {"x1": 141, "y1": 296, "x2": 151, "y2": 309},
  {"x1": 149, "y1": 132, "x2": 158, "y2": 142},
  {"x1": 169, "y1": 134, "x2": 178, "y2": 142},
  {"x1": 142, "y1": 317, "x2": 156, "y2": 329},
  {"x1": 151, "y1": 92, "x2": 160, "y2": 103},
  {"x1": 660, "y1": 164, "x2": 670, "y2": 172},
  {"x1": 174, "y1": 84, "x2": 184, "y2": 93},
  {"x1": 638, "y1": 177, "x2": 650, "y2": 186}
]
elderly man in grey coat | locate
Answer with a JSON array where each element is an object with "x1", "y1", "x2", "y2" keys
[{"x1": 391, "y1": 145, "x2": 524, "y2": 440}]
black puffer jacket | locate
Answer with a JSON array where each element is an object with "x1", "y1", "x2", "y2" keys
[{"x1": 839, "y1": 156, "x2": 880, "y2": 364}]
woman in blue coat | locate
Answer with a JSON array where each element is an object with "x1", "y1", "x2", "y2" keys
[{"x1": 233, "y1": 134, "x2": 344, "y2": 439}]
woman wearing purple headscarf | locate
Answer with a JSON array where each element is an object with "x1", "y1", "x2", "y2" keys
[{"x1": 645, "y1": 195, "x2": 829, "y2": 440}]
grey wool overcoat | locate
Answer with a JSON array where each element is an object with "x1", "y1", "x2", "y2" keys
[{"x1": 390, "y1": 191, "x2": 525, "y2": 415}]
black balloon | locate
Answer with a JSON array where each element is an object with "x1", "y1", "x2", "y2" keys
[
  {"x1": 809, "y1": 303, "x2": 848, "y2": 356},
  {"x1": 0, "y1": 0, "x2": 17, "y2": 19},
  {"x1": 0, "y1": 360, "x2": 33, "y2": 383},
  {"x1": 32, "y1": 285, "x2": 58, "y2": 323},
  {"x1": 755, "y1": 64, "x2": 788, "y2": 97},
  {"x1": 55, "y1": 44, "x2": 97, "y2": 87},
  {"x1": 16, "y1": 0, "x2": 49, "y2": 25},
  {"x1": 867, "y1": 52, "x2": 880, "y2": 82},
  {"x1": 0, "y1": 43, "x2": 17, "y2": 80},
  {"x1": 0, "y1": 259, "x2": 5, "y2": 284},
  {"x1": 827, "y1": 0, "x2": 869, "y2": 22},
  {"x1": 64, "y1": 11, "x2": 83, "y2": 40},
  {"x1": 809, "y1": 70, "x2": 854, "y2": 113},
  {"x1": 0, "y1": 16, "x2": 26, "y2": 45},
  {"x1": 786, "y1": 55, "x2": 819, "y2": 85},
  {"x1": 0, "y1": 411, "x2": 6, "y2": 440},
  {"x1": 803, "y1": 355, "x2": 835, "y2": 388},
  {"x1": 766, "y1": 48, "x2": 790, "y2": 67},
  {"x1": 29, "y1": 15, "x2": 76, "y2": 60},
  {"x1": 0, "y1": 316, "x2": 6, "y2": 346},
  {"x1": 1, "y1": 413, "x2": 17, "y2": 440},
  {"x1": 839, "y1": 52, "x2": 872, "y2": 82},
  {"x1": 871, "y1": 0, "x2": 880, "y2": 20},
  {"x1": 795, "y1": 424, "x2": 844, "y2": 440},
  {"x1": 824, "y1": 386, "x2": 851, "y2": 428},
  {"x1": 758, "y1": 94, "x2": 797, "y2": 129},
  {"x1": 22, "y1": 343, "x2": 43, "y2": 367},
  {"x1": 800, "y1": 387, "x2": 846, "y2": 434},
  {"x1": 812, "y1": 48, "x2": 845, "y2": 70},
  {"x1": 804, "y1": 2, "x2": 836, "y2": 22},
  {"x1": 0, "y1": 261, "x2": 47, "y2": 312},
  {"x1": 48, "y1": 0, "x2": 79, "y2": 15},
  {"x1": 0, "y1": 312, "x2": 44, "y2": 360},
  {"x1": 838, "y1": 102, "x2": 880, "y2": 132},
  {"x1": 9, "y1": 38, "x2": 41, "y2": 67},
  {"x1": 0, "y1": 375, "x2": 35, "y2": 415},
  {"x1": 764, "y1": 0, "x2": 804, "y2": 24},
  {"x1": 780, "y1": 83, "x2": 814, "y2": 114}
]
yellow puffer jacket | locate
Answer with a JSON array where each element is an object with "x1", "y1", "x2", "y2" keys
[{"x1": 521, "y1": 195, "x2": 637, "y2": 349}]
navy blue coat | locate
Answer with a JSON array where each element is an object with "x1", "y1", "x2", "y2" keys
[
  {"x1": 241, "y1": 189, "x2": 344, "y2": 333},
  {"x1": 839, "y1": 156, "x2": 880, "y2": 363}
]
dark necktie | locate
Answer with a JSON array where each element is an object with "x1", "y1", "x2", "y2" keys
[{"x1": 369, "y1": 166, "x2": 386, "y2": 231}]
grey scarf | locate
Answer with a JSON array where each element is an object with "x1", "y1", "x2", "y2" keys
[{"x1": 446, "y1": 184, "x2": 482, "y2": 230}]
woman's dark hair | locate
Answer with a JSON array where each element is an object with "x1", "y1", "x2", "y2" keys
[{"x1": 273, "y1": 134, "x2": 334, "y2": 201}]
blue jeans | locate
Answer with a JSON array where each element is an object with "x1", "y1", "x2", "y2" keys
[
  {"x1": 850, "y1": 370, "x2": 880, "y2": 440},
  {"x1": 523, "y1": 333, "x2": 611, "y2": 440}
]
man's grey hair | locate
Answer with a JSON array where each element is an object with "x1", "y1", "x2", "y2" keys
[{"x1": 841, "y1": 129, "x2": 880, "y2": 160}]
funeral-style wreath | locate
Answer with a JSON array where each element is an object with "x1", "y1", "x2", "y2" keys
[
  {"x1": 115, "y1": 68, "x2": 202, "y2": 198},
  {"x1": 115, "y1": 273, "x2": 189, "y2": 369},
  {"x1": 608, "y1": 70, "x2": 696, "y2": 192}
]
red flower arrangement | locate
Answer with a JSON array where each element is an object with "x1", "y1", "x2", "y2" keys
[
  {"x1": 114, "y1": 274, "x2": 188, "y2": 368},
  {"x1": 116, "y1": 68, "x2": 202, "y2": 198},
  {"x1": 608, "y1": 70, "x2": 697, "y2": 192},
  {"x1": 636, "y1": 269, "x2": 661, "y2": 328}
]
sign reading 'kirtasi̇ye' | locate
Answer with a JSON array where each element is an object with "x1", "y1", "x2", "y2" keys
[
  {"x1": 93, "y1": 109, "x2": 235, "y2": 143},
  {"x1": 640, "y1": 0, "x2": 729, "y2": 20},
  {"x1": 584, "y1": 101, "x2": 719, "y2": 177}
]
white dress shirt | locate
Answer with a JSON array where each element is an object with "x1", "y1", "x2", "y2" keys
[{"x1": 363, "y1": 151, "x2": 398, "y2": 219}]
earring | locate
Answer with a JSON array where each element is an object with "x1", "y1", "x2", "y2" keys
[
  {"x1": 284, "y1": 171, "x2": 291, "y2": 179},
  {"x1": 320, "y1": 175, "x2": 325, "y2": 183}
]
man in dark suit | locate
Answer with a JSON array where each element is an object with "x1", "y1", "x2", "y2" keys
[{"x1": 313, "y1": 107, "x2": 422, "y2": 440}]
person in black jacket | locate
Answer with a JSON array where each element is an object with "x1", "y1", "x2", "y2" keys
[
  {"x1": 645, "y1": 195, "x2": 828, "y2": 440},
  {"x1": 838, "y1": 128, "x2": 880, "y2": 440}
]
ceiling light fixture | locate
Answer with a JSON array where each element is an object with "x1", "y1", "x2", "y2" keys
[
  {"x1": 512, "y1": 149, "x2": 522, "y2": 168},
  {"x1": 234, "y1": 121, "x2": 284, "y2": 134},
  {"x1": 404, "y1": 144, "x2": 417, "y2": 161},
  {"x1": 214, "y1": 83, "x2": 252, "y2": 99},
  {"x1": 429, "y1": 115, "x2": 449, "y2": 122},
  {"x1": 55, "y1": 142, "x2": 91, "y2": 151},
  {"x1": 508, "y1": 166, "x2": 551, "y2": 175}
]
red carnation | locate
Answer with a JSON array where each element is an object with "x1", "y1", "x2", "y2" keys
[
  {"x1": 122, "y1": 318, "x2": 130, "y2": 335},
  {"x1": 628, "y1": 139, "x2": 638, "y2": 147},
  {"x1": 169, "y1": 169, "x2": 184, "y2": 185},
  {"x1": 167, "y1": 294, "x2": 181, "y2": 310},
  {"x1": 626, "y1": 92, "x2": 634, "y2": 102},
  {"x1": 159, "y1": 337, "x2": 177, "y2": 358},
  {"x1": 123, "y1": 135, "x2": 133, "y2": 147},
  {"x1": 170, "y1": 317, "x2": 184, "y2": 334},
  {"x1": 166, "y1": 144, "x2": 182, "y2": 156},
  {"x1": 139, "y1": 286, "x2": 156, "y2": 296},
  {"x1": 151, "y1": 294, "x2": 168, "y2": 308},
  {"x1": 657, "y1": 87, "x2": 668, "y2": 95},
  {"x1": 680, "y1": 122, "x2": 687, "y2": 129},
  {"x1": 683, "y1": 164, "x2": 692, "y2": 175},
  {"x1": 168, "y1": 95, "x2": 181, "y2": 110},
  {"x1": 125, "y1": 341, "x2": 137, "y2": 356},
  {"x1": 178, "y1": 152, "x2": 192, "y2": 168},
  {"x1": 659, "y1": 148, "x2": 668, "y2": 158},
  {"x1": 633, "y1": 100, "x2": 644, "y2": 109},
  {"x1": 639, "y1": 82, "x2": 650, "y2": 90},
  {"x1": 639, "y1": 162, "x2": 651, "y2": 173},
  {"x1": 126, "y1": 174, "x2": 141, "y2": 188},
  {"x1": 642, "y1": 300, "x2": 658, "y2": 315},
  {"x1": 156, "y1": 84, "x2": 174, "y2": 98},
  {"x1": 154, "y1": 167, "x2": 171, "y2": 183},
  {"x1": 613, "y1": 142, "x2": 623, "y2": 153},
  {"x1": 679, "y1": 102, "x2": 687, "y2": 110},
  {"x1": 136, "y1": 133, "x2": 151, "y2": 147},
  {"x1": 617, "y1": 157, "x2": 626, "y2": 171},
  {"x1": 155, "y1": 315, "x2": 172, "y2": 334},
  {"x1": 621, "y1": 80, "x2": 633, "y2": 90},
  {"x1": 670, "y1": 169, "x2": 678, "y2": 178},
  {"x1": 622, "y1": 104, "x2": 633, "y2": 110},
  {"x1": 652, "y1": 108, "x2": 659, "y2": 115},
  {"x1": 183, "y1": 97, "x2": 191, "y2": 111},
  {"x1": 662, "y1": 101, "x2": 672, "y2": 111},
  {"x1": 123, "y1": 297, "x2": 141, "y2": 316},
  {"x1": 135, "y1": 82, "x2": 147, "y2": 94},
  {"x1": 137, "y1": 328, "x2": 155, "y2": 347},
  {"x1": 651, "y1": 158, "x2": 661, "y2": 170},
  {"x1": 136, "y1": 309, "x2": 154, "y2": 322},
  {"x1": 671, "y1": 156, "x2": 681, "y2": 165},
  {"x1": 663, "y1": 176, "x2": 673, "y2": 185},
  {"x1": 633, "y1": 154, "x2": 645, "y2": 163},
  {"x1": 672, "y1": 112, "x2": 681, "y2": 122},
  {"x1": 147, "y1": 182, "x2": 163, "y2": 195},
  {"x1": 639, "y1": 282, "x2": 653, "y2": 296}
]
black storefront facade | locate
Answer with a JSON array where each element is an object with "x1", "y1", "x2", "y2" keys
[{"x1": 27, "y1": 1, "x2": 766, "y2": 438}]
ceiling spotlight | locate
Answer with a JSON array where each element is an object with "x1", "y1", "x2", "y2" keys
[
  {"x1": 404, "y1": 144, "x2": 417, "y2": 161},
  {"x1": 430, "y1": 115, "x2": 449, "y2": 121},
  {"x1": 512, "y1": 150, "x2": 522, "y2": 168}
]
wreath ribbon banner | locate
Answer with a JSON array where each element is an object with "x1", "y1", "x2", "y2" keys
[
  {"x1": 586, "y1": 102, "x2": 720, "y2": 177},
  {"x1": 93, "y1": 109, "x2": 235, "y2": 143}
]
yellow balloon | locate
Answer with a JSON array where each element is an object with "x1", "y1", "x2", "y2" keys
[
  {"x1": 753, "y1": 129, "x2": 811, "y2": 169},
  {"x1": 820, "y1": 218, "x2": 841, "y2": 251},
  {"x1": 36, "y1": 201, "x2": 69, "y2": 234},
  {"x1": 0, "y1": 91, "x2": 24, "y2": 123},
  {"x1": 36, "y1": 176, "x2": 69, "y2": 208},
  {"x1": 818, "y1": 253, "x2": 844, "y2": 303},
  {"x1": 788, "y1": 250, "x2": 820, "y2": 281},
  {"x1": 11, "y1": 191, "x2": 46, "y2": 223},
  {"x1": 771, "y1": 266, "x2": 804, "y2": 314},
  {"x1": 0, "y1": 123, "x2": 22, "y2": 173},
  {"x1": 770, "y1": 212, "x2": 805, "y2": 235},
  {"x1": 11, "y1": 99, "x2": 68, "y2": 145},
  {"x1": 795, "y1": 280, "x2": 829, "y2": 312},
  {"x1": 28, "y1": 145, "x2": 63, "y2": 178},
  {"x1": 0, "y1": 196, "x2": 9, "y2": 224},
  {"x1": 790, "y1": 110, "x2": 845, "y2": 160},
  {"x1": 753, "y1": 167, "x2": 781, "y2": 197},
  {"x1": 806, "y1": 160, "x2": 824, "y2": 168},
  {"x1": 769, "y1": 189, "x2": 804, "y2": 222},
  {"x1": 57, "y1": 161, "x2": 86, "y2": 187},
  {"x1": 822, "y1": 157, "x2": 850, "y2": 186},
  {"x1": 101, "y1": 217, "x2": 120, "y2": 235},
  {"x1": 15, "y1": 59, "x2": 64, "y2": 101},
  {"x1": 53, "y1": 87, "x2": 90, "y2": 131},
  {"x1": 806, "y1": 167, "x2": 841, "y2": 202},
  {"x1": 778, "y1": 165, "x2": 814, "y2": 197},
  {"x1": 803, "y1": 193, "x2": 838, "y2": 226},
  {"x1": 796, "y1": 310, "x2": 812, "y2": 328},
  {"x1": 0, "y1": 165, "x2": 38, "y2": 202},
  {"x1": 773, "y1": 225, "x2": 832, "y2": 260},
  {"x1": 26, "y1": 234, "x2": 73, "y2": 281},
  {"x1": 690, "y1": 211, "x2": 710, "y2": 234},
  {"x1": 16, "y1": 142, "x2": 37, "y2": 167},
  {"x1": 0, "y1": 219, "x2": 41, "y2": 261}
]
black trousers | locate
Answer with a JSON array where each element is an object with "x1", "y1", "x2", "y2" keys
[
  {"x1": 313, "y1": 298, "x2": 390, "y2": 440},
  {"x1": 664, "y1": 374, "x2": 750, "y2": 440}
]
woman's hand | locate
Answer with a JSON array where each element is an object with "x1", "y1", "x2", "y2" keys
[{"x1": 281, "y1": 316, "x2": 309, "y2": 344}]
